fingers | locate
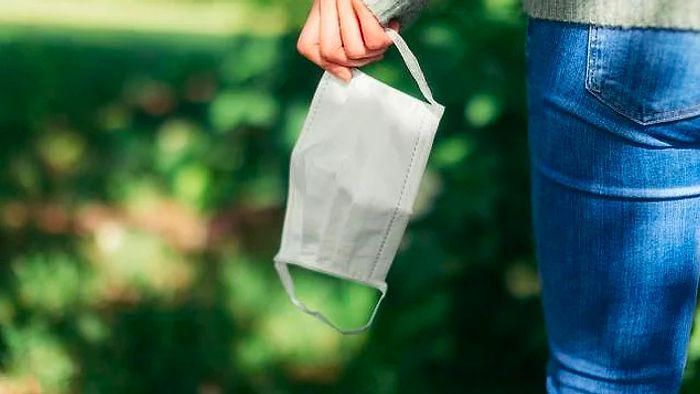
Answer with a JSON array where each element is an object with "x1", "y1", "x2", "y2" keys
[
  {"x1": 298, "y1": 0, "x2": 353, "y2": 81},
  {"x1": 321, "y1": 0, "x2": 391, "y2": 64},
  {"x1": 319, "y1": 0, "x2": 345, "y2": 64},
  {"x1": 296, "y1": 0, "x2": 321, "y2": 59},
  {"x1": 296, "y1": 0, "x2": 397, "y2": 82},
  {"x1": 339, "y1": 0, "x2": 384, "y2": 59},
  {"x1": 352, "y1": 0, "x2": 393, "y2": 50}
]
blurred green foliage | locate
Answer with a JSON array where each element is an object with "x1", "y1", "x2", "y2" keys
[{"x1": 1, "y1": 0, "x2": 700, "y2": 393}]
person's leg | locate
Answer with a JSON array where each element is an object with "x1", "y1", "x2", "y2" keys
[
  {"x1": 527, "y1": 18, "x2": 700, "y2": 393},
  {"x1": 531, "y1": 170, "x2": 700, "y2": 393}
]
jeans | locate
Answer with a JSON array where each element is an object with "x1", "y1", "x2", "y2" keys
[{"x1": 526, "y1": 18, "x2": 700, "y2": 393}]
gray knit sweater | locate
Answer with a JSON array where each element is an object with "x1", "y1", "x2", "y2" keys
[
  {"x1": 363, "y1": 0, "x2": 700, "y2": 30},
  {"x1": 362, "y1": 0, "x2": 427, "y2": 28}
]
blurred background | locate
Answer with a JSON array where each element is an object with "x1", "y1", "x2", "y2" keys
[{"x1": 2, "y1": 0, "x2": 700, "y2": 393}]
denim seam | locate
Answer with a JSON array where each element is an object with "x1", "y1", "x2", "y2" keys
[
  {"x1": 588, "y1": 86, "x2": 700, "y2": 126},
  {"x1": 585, "y1": 25, "x2": 602, "y2": 94},
  {"x1": 695, "y1": 228, "x2": 700, "y2": 280}
]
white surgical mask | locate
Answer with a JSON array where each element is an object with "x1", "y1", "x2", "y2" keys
[{"x1": 274, "y1": 28, "x2": 444, "y2": 334}]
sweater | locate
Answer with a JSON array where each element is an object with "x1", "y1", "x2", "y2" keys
[{"x1": 362, "y1": 0, "x2": 700, "y2": 31}]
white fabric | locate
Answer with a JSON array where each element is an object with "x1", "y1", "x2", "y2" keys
[{"x1": 274, "y1": 28, "x2": 445, "y2": 334}]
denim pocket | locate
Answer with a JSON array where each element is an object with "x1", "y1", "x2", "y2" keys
[{"x1": 585, "y1": 25, "x2": 700, "y2": 125}]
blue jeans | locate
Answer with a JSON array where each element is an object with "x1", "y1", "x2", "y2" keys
[{"x1": 527, "y1": 18, "x2": 700, "y2": 393}]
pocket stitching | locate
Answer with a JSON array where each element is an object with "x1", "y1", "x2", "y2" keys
[
  {"x1": 584, "y1": 25, "x2": 700, "y2": 126},
  {"x1": 585, "y1": 25, "x2": 602, "y2": 94}
]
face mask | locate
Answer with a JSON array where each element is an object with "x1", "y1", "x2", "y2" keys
[{"x1": 274, "y1": 28, "x2": 444, "y2": 334}]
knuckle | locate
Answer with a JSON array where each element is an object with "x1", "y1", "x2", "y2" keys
[
  {"x1": 319, "y1": 47, "x2": 332, "y2": 59},
  {"x1": 345, "y1": 47, "x2": 366, "y2": 60},
  {"x1": 322, "y1": 51, "x2": 344, "y2": 65},
  {"x1": 365, "y1": 38, "x2": 387, "y2": 51},
  {"x1": 296, "y1": 39, "x2": 309, "y2": 56}
]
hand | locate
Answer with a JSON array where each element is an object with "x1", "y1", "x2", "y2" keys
[{"x1": 296, "y1": 0, "x2": 400, "y2": 82}]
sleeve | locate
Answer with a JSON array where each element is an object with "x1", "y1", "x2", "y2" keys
[{"x1": 361, "y1": 0, "x2": 428, "y2": 29}]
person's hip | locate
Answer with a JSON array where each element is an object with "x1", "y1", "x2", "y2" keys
[{"x1": 526, "y1": 17, "x2": 700, "y2": 200}]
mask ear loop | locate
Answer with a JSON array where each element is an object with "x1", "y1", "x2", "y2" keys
[
  {"x1": 274, "y1": 261, "x2": 388, "y2": 335},
  {"x1": 384, "y1": 28, "x2": 441, "y2": 111}
]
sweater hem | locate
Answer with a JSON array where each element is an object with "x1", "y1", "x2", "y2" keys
[{"x1": 523, "y1": 0, "x2": 700, "y2": 31}]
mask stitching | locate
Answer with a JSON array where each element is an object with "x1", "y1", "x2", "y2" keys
[
  {"x1": 282, "y1": 74, "x2": 332, "y2": 252},
  {"x1": 291, "y1": 72, "x2": 332, "y2": 161},
  {"x1": 368, "y1": 106, "x2": 430, "y2": 280}
]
